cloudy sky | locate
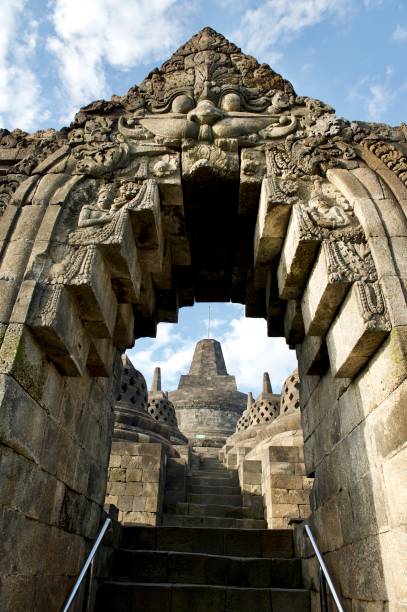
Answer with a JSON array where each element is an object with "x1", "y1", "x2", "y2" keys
[{"x1": 1, "y1": 0, "x2": 406, "y2": 395}]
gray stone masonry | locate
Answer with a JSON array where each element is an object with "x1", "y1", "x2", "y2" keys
[
  {"x1": 0, "y1": 25, "x2": 406, "y2": 610},
  {"x1": 169, "y1": 339, "x2": 247, "y2": 446}
]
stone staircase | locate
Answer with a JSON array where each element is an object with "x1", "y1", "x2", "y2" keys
[
  {"x1": 95, "y1": 449, "x2": 310, "y2": 611},
  {"x1": 162, "y1": 449, "x2": 266, "y2": 528}
]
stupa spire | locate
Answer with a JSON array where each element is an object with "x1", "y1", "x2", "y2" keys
[
  {"x1": 151, "y1": 367, "x2": 161, "y2": 392},
  {"x1": 262, "y1": 372, "x2": 272, "y2": 395},
  {"x1": 189, "y1": 339, "x2": 228, "y2": 377}
]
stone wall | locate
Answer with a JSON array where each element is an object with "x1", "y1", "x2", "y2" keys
[
  {"x1": 169, "y1": 339, "x2": 247, "y2": 445},
  {"x1": 260, "y1": 446, "x2": 312, "y2": 528},
  {"x1": 224, "y1": 415, "x2": 312, "y2": 529},
  {"x1": 0, "y1": 26, "x2": 406, "y2": 611},
  {"x1": 105, "y1": 441, "x2": 165, "y2": 525},
  {"x1": 0, "y1": 351, "x2": 118, "y2": 611},
  {"x1": 297, "y1": 337, "x2": 407, "y2": 610}
]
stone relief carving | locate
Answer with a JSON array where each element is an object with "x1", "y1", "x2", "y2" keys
[
  {"x1": 0, "y1": 127, "x2": 66, "y2": 177},
  {"x1": 362, "y1": 140, "x2": 407, "y2": 188},
  {"x1": 182, "y1": 142, "x2": 239, "y2": 179},
  {"x1": 71, "y1": 142, "x2": 130, "y2": 178},
  {"x1": 48, "y1": 178, "x2": 156, "y2": 284},
  {"x1": 306, "y1": 177, "x2": 354, "y2": 230},
  {"x1": 0, "y1": 176, "x2": 24, "y2": 214},
  {"x1": 325, "y1": 240, "x2": 377, "y2": 283},
  {"x1": 296, "y1": 177, "x2": 360, "y2": 241},
  {"x1": 0, "y1": 25, "x2": 401, "y2": 371},
  {"x1": 355, "y1": 281, "x2": 389, "y2": 327}
]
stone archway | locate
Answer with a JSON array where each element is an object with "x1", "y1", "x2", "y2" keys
[{"x1": 1, "y1": 27, "x2": 406, "y2": 611}]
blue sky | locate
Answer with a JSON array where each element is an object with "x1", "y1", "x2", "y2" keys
[{"x1": 1, "y1": 0, "x2": 406, "y2": 395}]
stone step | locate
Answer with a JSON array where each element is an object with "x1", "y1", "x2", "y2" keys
[
  {"x1": 171, "y1": 502, "x2": 245, "y2": 518},
  {"x1": 187, "y1": 484, "x2": 242, "y2": 496},
  {"x1": 111, "y1": 549, "x2": 303, "y2": 588},
  {"x1": 199, "y1": 462, "x2": 227, "y2": 470},
  {"x1": 122, "y1": 526, "x2": 295, "y2": 558},
  {"x1": 188, "y1": 476, "x2": 239, "y2": 488},
  {"x1": 171, "y1": 502, "x2": 263, "y2": 520},
  {"x1": 187, "y1": 493, "x2": 243, "y2": 506},
  {"x1": 96, "y1": 582, "x2": 310, "y2": 612},
  {"x1": 190, "y1": 470, "x2": 238, "y2": 479},
  {"x1": 162, "y1": 514, "x2": 267, "y2": 529},
  {"x1": 197, "y1": 466, "x2": 229, "y2": 473}
]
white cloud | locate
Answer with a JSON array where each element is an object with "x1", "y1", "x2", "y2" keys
[
  {"x1": 47, "y1": 0, "x2": 191, "y2": 121},
  {"x1": 0, "y1": 0, "x2": 43, "y2": 130},
  {"x1": 128, "y1": 324, "x2": 196, "y2": 391},
  {"x1": 218, "y1": 316, "x2": 297, "y2": 395},
  {"x1": 392, "y1": 24, "x2": 407, "y2": 42},
  {"x1": 128, "y1": 313, "x2": 297, "y2": 397},
  {"x1": 230, "y1": 0, "x2": 351, "y2": 59},
  {"x1": 348, "y1": 66, "x2": 396, "y2": 120}
]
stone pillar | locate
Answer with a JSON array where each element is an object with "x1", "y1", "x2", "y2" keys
[{"x1": 106, "y1": 441, "x2": 165, "y2": 525}]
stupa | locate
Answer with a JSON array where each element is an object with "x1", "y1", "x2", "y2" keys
[{"x1": 168, "y1": 338, "x2": 247, "y2": 446}]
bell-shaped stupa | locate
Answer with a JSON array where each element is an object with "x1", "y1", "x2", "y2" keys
[
  {"x1": 147, "y1": 367, "x2": 179, "y2": 429},
  {"x1": 168, "y1": 338, "x2": 247, "y2": 446},
  {"x1": 235, "y1": 372, "x2": 281, "y2": 432},
  {"x1": 113, "y1": 355, "x2": 187, "y2": 448}
]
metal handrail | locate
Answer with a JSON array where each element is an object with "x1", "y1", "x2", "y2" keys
[
  {"x1": 304, "y1": 523, "x2": 344, "y2": 612},
  {"x1": 61, "y1": 517, "x2": 112, "y2": 612}
]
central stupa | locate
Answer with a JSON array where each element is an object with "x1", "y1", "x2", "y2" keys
[{"x1": 168, "y1": 338, "x2": 247, "y2": 446}]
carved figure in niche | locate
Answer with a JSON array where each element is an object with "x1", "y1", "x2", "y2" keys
[
  {"x1": 49, "y1": 180, "x2": 153, "y2": 285},
  {"x1": 77, "y1": 183, "x2": 117, "y2": 228},
  {"x1": 72, "y1": 180, "x2": 149, "y2": 239},
  {"x1": 307, "y1": 178, "x2": 353, "y2": 229}
]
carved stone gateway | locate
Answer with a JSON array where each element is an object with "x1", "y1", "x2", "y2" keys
[{"x1": 0, "y1": 27, "x2": 407, "y2": 610}]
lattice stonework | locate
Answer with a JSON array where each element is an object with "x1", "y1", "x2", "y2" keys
[
  {"x1": 236, "y1": 411, "x2": 251, "y2": 432},
  {"x1": 147, "y1": 396, "x2": 178, "y2": 428},
  {"x1": 280, "y1": 369, "x2": 300, "y2": 415},
  {"x1": 117, "y1": 355, "x2": 148, "y2": 411},
  {"x1": 248, "y1": 397, "x2": 280, "y2": 427}
]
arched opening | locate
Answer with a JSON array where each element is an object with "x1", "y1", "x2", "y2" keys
[{"x1": 0, "y1": 26, "x2": 406, "y2": 612}]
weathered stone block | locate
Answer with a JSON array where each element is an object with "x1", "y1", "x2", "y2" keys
[
  {"x1": 355, "y1": 326, "x2": 407, "y2": 415},
  {"x1": 327, "y1": 282, "x2": 390, "y2": 378},
  {"x1": 284, "y1": 299, "x2": 305, "y2": 347},
  {"x1": 0, "y1": 374, "x2": 47, "y2": 464},
  {"x1": 302, "y1": 241, "x2": 352, "y2": 336},
  {"x1": 142, "y1": 469, "x2": 161, "y2": 483},
  {"x1": 27, "y1": 286, "x2": 91, "y2": 376},
  {"x1": 113, "y1": 303, "x2": 134, "y2": 348},
  {"x1": 87, "y1": 337, "x2": 115, "y2": 377},
  {"x1": 109, "y1": 455, "x2": 121, "y2": 468},
  {"x1": 254, "y1": 175, "x2": 294, "y2": 265},
  {"x1": 270, "y1": 488, "x2": 310, "y2": 505},
  {"x1": 109, "y1": 468, "x2": 126, "y2": 482},
  {"x1": 127, "y1": 468, "x2": 142, "y2": 481},
  {"x1": 269, "y1": 462, "x2": 296, "y2": 475},
  {"x1": 239, "y1": 148, "x2": 265, "y2": 215},
  {"x1": 269, "y1": 474, "x2": 304, "y2": 490},
  {"x1": 268, "y1": 446, "x2": 300, "y2": 462},
  {"x1": 124, "y1": 482, "x2": 143, "y2": 496},
  {"x1": 327, "y1": 168, "x2": 385, "y2": 239},
  {"x1": 277, "y1": 204, "x2": 321, "y2": 299},
  {"x1": 132, "y1": 496, "x2": 147, "y2": 511}
]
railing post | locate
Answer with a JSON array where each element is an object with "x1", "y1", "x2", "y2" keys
[
  {"x1": 303, "y1": 523, "x2": 344, "y2": 612},
  {"x1": 61, "y1": 517, "x2": 112, "y2": 612},
  {"x1": 319, "y1": 565, "x2": 328, "y2": 612}
]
